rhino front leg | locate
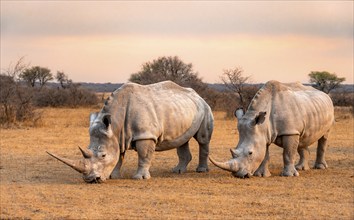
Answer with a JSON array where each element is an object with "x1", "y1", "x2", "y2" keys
[
  {"x1": 173, "y1": 142, "x2": 192, "y2": 174},
  {"x1": 110, "y1": 152, "x2": 125, "y2": 179},
  {"x1": 281, "y1": 135, "x2": 300, "y2": 177},
  {"x1": 133, "y1": 140, "x2": 155, "y2": 180},
  {"x1": 254, "y1": 145, "x2": 271, "y2": 177},
  {"x1": 295, "y1": 146, "x2": 310, "y2": 171}
]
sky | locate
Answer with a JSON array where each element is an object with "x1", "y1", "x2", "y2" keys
[{"x1": 1, "y1": 1, "x2": 353, "y2": 84}]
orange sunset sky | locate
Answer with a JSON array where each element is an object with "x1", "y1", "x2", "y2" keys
[{"x1": 1, "y1": 1, "x2": 353, "y2": 84}]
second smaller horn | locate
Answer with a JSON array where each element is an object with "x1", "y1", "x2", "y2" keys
[{"x1": 79, "y1": 146, "x2": 93, "y2": 159}]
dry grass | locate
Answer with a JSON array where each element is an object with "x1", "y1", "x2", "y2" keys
[{"x1": 0, "y1": 108, "x2": 353, "y2": 219}]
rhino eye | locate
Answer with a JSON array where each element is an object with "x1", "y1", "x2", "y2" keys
[
  {"x1": 248, "y1": 151, "x2": 253, "y2": 155},
  {"x1": 102, "y1": 154, "x2": 106, "y2": 158}
]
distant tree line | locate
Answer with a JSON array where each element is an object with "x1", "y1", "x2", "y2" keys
[
  {"x1": 1, "y1": 56, "x2": 351, "y2": 126},
  {"x1": 0, "y1": 57, "x2": 98, "y2": 126}
]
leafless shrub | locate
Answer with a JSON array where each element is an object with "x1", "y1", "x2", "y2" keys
[
  {"x1": 220, "y1": 67, "x2": 251, "y2": 110},
  {"x1": 34, "y1": 85, "x2": 98, "y2": 107},
  {"x1": 0, "y1": 83, "x2": 37, "y2": 126},
  {"x1": 0, "y1": 58, "x2": 40, "y2": 127},
  {"x1": 334, "y1": 106, "x2": 353, "y2": 121},
  {"x1": 213, "y1": 85, "x2": 260, "y2": 118},
  {"x1": 330, "y1": 92, "x2": 353, "y2": 108}
]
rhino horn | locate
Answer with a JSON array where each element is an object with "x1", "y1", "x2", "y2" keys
[
  {"x1": 209, "y1": 156, "x2": 239, "y2": 172},
  {"x1": 78, "y1": 146, "x2": 93, "y2": 159},
  {"x1": 46, "y1": 151, "x2": 88, "y2": 174}
]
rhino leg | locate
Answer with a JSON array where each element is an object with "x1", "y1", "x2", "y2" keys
[
  {"x1": 173, "y1": 142, "x2": 192, "y2": 174},
  {"x1": 196, "y1": 142, "x2": 209, "y2": 172},
  {"x1": 314, "y1": 134, "x2": 329, "y2": 169},
  {"x1": 133, "y1": 140, "x2": 155, "y2": 180},
  {"x1": 295, "y1": 146, "x2": 310, "y2": 171},
  {"x1": 110, "y1": 152, "x2": 125, "y2": 179},
  {"x1": 194, "y1": 113, "x2": 212, "y2": 173},
  {"x1": 281, "y1": 135, "x2": 300, "y2": 177},
  {"x1": 254, "y1": 145, "x2": 271, "y2": 177}
]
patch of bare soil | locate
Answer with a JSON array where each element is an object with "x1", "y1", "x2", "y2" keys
[{"x1": 1, "y1": 108, "x2": 353, "y2": 219}]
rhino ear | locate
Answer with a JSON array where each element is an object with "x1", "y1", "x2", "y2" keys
[
  {"x1": 99, "y1": 114, "x2": 113, "y2": 137},
  {"x1": 102, "y1": 114, "x2": 111, "y2": 129},
  {"x1": 90, "y1": 112, "x2": 99, "y2": 126},
  {"x1": 254, "y1": 112, "x2": 266, "y2": 125}
]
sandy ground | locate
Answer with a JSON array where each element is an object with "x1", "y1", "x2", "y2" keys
[{"x1": 0, "y1": 108, "x2": 353, "y2": 219}]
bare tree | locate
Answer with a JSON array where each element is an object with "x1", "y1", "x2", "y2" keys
[
  {"x1": 2, "y1": 56, "x2": 29, "y2": 80},
  {"x1": 220, "y1": 67, "x2": 251, "y2": 110}
]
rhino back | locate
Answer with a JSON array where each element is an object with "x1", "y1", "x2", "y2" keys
[{"x1": 106, "y1": 81, "x2": 209, "y2": 151}]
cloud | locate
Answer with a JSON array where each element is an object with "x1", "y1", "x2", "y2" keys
[{"x1": 1, "y1": 1, "x2": 353, "y2": 38}]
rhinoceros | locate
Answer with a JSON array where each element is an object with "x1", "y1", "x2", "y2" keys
[
  {"x1": 47, "y1": 81, "x2": 213, "y2": 183},
  {"x1": 210, "y1": 80, "x2": 334, "y2": 178}
]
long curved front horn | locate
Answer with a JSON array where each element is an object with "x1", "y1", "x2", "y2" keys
[
  {"x1": 46, "y1": 151, "x2": 88, "y2": 174},
  {"x1": 209, "y1": 156, "x2": 239, "y2": 172}
]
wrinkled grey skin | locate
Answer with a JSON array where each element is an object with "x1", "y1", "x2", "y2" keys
[
  {"x1": 47, "y1": 81, "x2": 214, "y2": 183},
  {"x1": 210, "y1": 80, "x2": 334, "y2": 178}
]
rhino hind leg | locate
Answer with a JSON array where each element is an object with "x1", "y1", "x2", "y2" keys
[
  {"x1": 196, "y1": 142, "x2": 209, "y2": 173},
  {"x1": 194, "y1": 114, "x2": 212, "y2": 173},
  {"x1": 133, "y1": 140, "x2": 155, "y2": 180},
  {"x1": 173, "y1": 142, "x2": 192, "y2": 174},
  {"x1": 254, "y1": 145, "x2": 271, "y2": 177},
  {"x1": 314, "y1": 134, "x2": 328, "y2": 169},
  {"x1": 295, "y1": 146, "x2": 310, "y2": 171}
]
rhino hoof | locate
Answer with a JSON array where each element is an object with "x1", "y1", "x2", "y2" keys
[
  {"x1": 172, "y1": 166, "x2": 187, "y2": 174},
  {"x1": 254, "y1": 170, "x2": 271, "y2": 177},
  {"x1": 281, "y1": 170, "x2": 299, "y2": 177},
  {"x1": 196, "y1": 167, "x2": 209, "y2": 173},
  {"x1": 133, "y1": 171, "x2": 151, "y2": 180},
  {"x1": 314, "y1": 162, "x2": 328, "y2": 169},
  {"x1": 295, "y1": 163, "x2": 310, "y2": 171}
]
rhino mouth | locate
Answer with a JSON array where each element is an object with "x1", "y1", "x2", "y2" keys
[
  {"x1": 84, "y1": 176, "x2": 104, "y2": 184},
  {"x1": 232, "y1": 171, "x2": 251, "y2": 179}
]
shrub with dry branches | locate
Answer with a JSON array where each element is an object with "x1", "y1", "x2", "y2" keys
[{"x1": 0, "y1": 57, "x2": 37, "y2": 126}]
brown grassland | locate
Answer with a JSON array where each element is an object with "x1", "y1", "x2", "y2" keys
[{"x1": 0, "y1": 107, "x2": 353, "y2": 219}]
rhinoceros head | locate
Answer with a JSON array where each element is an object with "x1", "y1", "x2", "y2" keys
[
  {"x1": 210, "y1": 108, "x2": 267, "y2": 178},
  {"x1": 47, "y1": 112, "x2": 119, "y2": 183}
]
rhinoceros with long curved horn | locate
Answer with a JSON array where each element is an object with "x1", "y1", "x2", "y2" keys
[
  {"x1": 210, "y1": 80, "x2": 334, "y2": 178},
  {"x1": 47, "y1": 81, "x2": 214, "y2": 183}
]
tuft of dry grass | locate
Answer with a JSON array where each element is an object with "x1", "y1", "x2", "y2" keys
[
  {"x1": 334, "y1": 106, "x2": 353, "y2": 121},
  {"x1": 0, "y1": 108, "x2": 353, "y2": 219}
]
